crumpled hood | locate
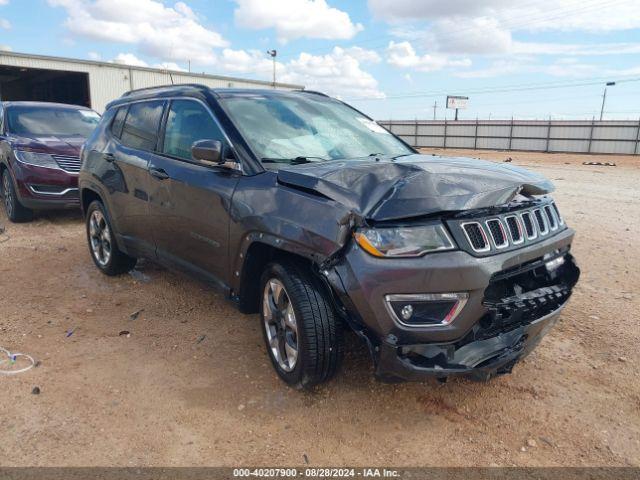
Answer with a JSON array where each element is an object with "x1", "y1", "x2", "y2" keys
[
  {"x1": 277, "y1": 154, "x2": 554, "y2": 221},
  {"x1": 10, "y1": 134, "x2": 85, "y2": 157}
]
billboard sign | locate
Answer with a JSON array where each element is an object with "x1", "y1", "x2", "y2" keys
[{"x1": 446, "y1": 95, "x2": 469, "y2": 109}]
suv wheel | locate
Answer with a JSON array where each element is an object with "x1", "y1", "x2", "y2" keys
[
  {"x1": 2, "y1": 169, "x2": 33, "y2": 223},
  {"x1": 260, "y1": 261, "x2": 343, "y2": 389},
  {"x1": 86, "y1": 200, "x2": 136, "y2": 275}
]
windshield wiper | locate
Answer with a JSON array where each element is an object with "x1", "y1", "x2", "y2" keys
[{"x1": 261, "y1": 156, "x2": 329, "y2": 165}]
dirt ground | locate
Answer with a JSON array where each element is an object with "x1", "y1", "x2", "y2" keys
[{"x1": 1, "y1": 149, "x2": 639, "y2": 467}]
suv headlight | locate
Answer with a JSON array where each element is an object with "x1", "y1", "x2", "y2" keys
[
  {"x1": 354, "y1": 224, "x2": 455, "y2": 258},
  {"x1": 14, "y1": 150, "x2": 60, "y2": 170}
]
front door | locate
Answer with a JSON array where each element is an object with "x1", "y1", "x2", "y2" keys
[{"x1": 147, "y1": 98, "x2": 240, "y2": 286}]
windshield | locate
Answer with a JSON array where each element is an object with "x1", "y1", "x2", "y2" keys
[
  {"x1": 6, "y1": 105, "x2": 101, "y2": 137},
  {"x1": 219, "y1": 93, "x2": 413, "y2": 164}
]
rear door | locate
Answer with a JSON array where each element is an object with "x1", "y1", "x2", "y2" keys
[
  {"x1": 147, "y1": 98, "x2": 241, "y2": 286},
  {"x1": 106, "y1": 100, "x2": 165, "y2": 256}
]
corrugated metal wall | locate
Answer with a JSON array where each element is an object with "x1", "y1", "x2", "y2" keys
[
  {"x1": 380, "y1": 119, "x2": 640, "y2": 155},
  {"x1": 0, "y1": 51, "x2": 302, "y2": 112}
]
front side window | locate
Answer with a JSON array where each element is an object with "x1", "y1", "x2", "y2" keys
[
  {"x1": 219, "y1": 93, "x2": 412, "y2": 165},
  {"x1": 6, "y1": 105, "x2": 100, "y2": 137},
  {"x1": 120, "y1": 100, "x2": 164, "y2": 151},
  {"x1": 162, "y1": 100, "x2": 225, "y2": 161}
]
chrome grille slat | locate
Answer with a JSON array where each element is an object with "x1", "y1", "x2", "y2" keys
[
  {"x1": 534, "y1": 208, "x2": 549, "y2": 235},
  {"x1": 544, "y1": 205, "x2": 558, "y2": 230},
  {"x1": 485, "y1": 219, "x2": 508, "y2": 249},
  {"x1": 462, "y1": 222, "x2": 490, "y2": 253},
  {"x1": 520, "y1": 212, "x2": 537, "y2": 240},
  {"x1": 505, "y1": 215, "x2": 524, "y2": 244},
  {"x1": 53, "y1": 155, "x2": 81, "y2": 174}
]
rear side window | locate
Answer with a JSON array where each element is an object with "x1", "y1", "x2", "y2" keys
[
  {"x1": 120, "y1": 100, "x2": 164, "y2": 151},
  {"x1": 162, "y1": 99, "x2": 225, "y2": 161},
  {"x1": 111, "y1": 106, "x2": 128, "y2": 138}
]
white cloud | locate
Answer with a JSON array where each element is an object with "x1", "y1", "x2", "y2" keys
[
  {"x1": 112, "y1": 52, "x2": 149, "y2": 67},
  {"x1": 280, "y1": 47, "x2": 383, "y2": 98},
  {"x1": 0, "y1": 18, "x2": 9, "y2": 29},
  {"x1": 48, "y1": 0, "x2": 228, "y2": 65},
  {"x1": 0, "y1": 44, "x2": 11, "y2": 51},
  {"x1": 111, "y1": 52, "x2": 186, "y2": 71},
  {"x1": 386, "y1": 41, "x2": 471, "y2": 72},
  {"x1": 372, "y1": 0, "x2": 640, "y2": 65},
  {"x1": 0, "y1": 0, "x2": 9, "y2": 5},
  {"x1": 369, "y1": 0, "x2": 640, "y2": 32},
  {"x1": 234, "y1": 0, "x2": 363, "y2": 42},
  {"x1": 343, "y1": 46, "x2": 381, "y2": 64},
  {"x1": 87, "y1": 51, "x2": 101, "y2": 60}
]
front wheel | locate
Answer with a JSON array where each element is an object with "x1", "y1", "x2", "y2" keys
[
  {"x1": 86, "y1": 200, "x2": 136, "y2": 275},
  {"x1": 2, "y1": 169, "x2": 33, "y2": 223},
  {"x1": 260, "y1": 261, "x2": 343, "y2": 389}
]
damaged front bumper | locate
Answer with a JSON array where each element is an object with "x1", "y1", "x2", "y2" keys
[
  {"x1": 329, "y1": 226, "x2": 580, "y2": 382},
  {"x1": 376, "y1": 301, "x2": 565, "y2": 382}
]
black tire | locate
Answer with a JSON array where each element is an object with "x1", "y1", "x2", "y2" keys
[
  {"x1": 1, "y1": 168, "x2": 33, "y2": 223},
  {"x1": 260, "y1": 260, "x2": 343, "y2": 389},
  {"x1": 86, "y1": 200, "x2": 136, "y2": 276}
]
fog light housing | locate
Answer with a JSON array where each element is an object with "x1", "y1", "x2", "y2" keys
[{"x1": 385, "y1": 293, "x2": 468, "y2": 327}]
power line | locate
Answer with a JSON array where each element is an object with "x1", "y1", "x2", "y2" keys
[{"x1": 346, "y1": 76, "x2": 640, "y2": 102}]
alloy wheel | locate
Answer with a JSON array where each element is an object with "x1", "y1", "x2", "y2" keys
[
  {"x1": 262, "y1": 278, "x2": 299, "y2": 372},
  {"x1": 89, "y1": 209, "x2": 112, "y2": 267},
  {"x1": 3, "y1": 173, "x2": 13, "y2": 218}
]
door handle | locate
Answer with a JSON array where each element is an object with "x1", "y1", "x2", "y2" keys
[
  {"x1": 102, "y1": 153, "x2": 115, "y2": 163},
  {"x1": 149, "y1": 167, "x2": 170, "y2": 180}
]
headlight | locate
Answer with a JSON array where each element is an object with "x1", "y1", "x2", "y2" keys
[
  {"x1": 354, "y1": 224, "x2": 455, "y2": 257},
  {"x1": 14, "y1": 150, "x2": 60, "y2": 169}
]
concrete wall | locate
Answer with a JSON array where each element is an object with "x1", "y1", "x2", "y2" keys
[
  {"x1": 380, "y1": 119, "x2": 640, "y2": 155},
  {"x1": 0, "y1": 51, "x2": 302, "y2": 113}
]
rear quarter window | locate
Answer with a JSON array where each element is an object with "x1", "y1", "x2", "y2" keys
[{"x1": 120, "y1": 100, "x2": 164, "y2": 151}]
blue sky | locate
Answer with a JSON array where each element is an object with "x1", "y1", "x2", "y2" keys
[{"x1": 1, "y1": 0, "x2": 639, "y2": 120}]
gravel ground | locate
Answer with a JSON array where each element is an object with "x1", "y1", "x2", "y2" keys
[{"x1": 0, "y1": 150, "x2": 638, "y2": 467}]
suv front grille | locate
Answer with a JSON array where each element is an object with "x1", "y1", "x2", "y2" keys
[
  {"x1": 486, "y1": 219, "x2": 508, "y2": 248},
  {"x1": 53, "y1": 155, "x2": 81, "y2": 174},
  {"x1": 450, "y1": 201, "x2": 566, "y2": 256},
  {"x1": 462, "y1": 222, "x2": 489, "y2": 252}
]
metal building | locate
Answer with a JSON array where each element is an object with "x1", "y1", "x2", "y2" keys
[{"x1": 0, "y1": 50, "x2": 302, "y2": 112}]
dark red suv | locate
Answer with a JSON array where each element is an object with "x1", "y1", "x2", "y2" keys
[{"x1": 0, "y1": 101, "x2": 100, "y2": 222}]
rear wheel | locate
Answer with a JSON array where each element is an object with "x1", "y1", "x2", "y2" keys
[
  {"x1": 260, "y1": 261, "x2": 343, "y2": 389},
  {"x1": 1, "y1": 169, "x2": 33, "y2": 223},
  {"x1": 86, "y1": 200, "x2": 136, "y2": 275}
]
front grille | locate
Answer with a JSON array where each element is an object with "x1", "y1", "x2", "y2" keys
[
  {"x1": 544, "y1": 205, "x2": 557, "y2": 230},
  {"x1": 53, "y1": 155, "x2": 81, "y2": 174},
  {"x1": 534, "y1": 209, "x2": 548, "y2": 234},
  {"x1": 521, "y1": 212, "x2": 536, "y2": 239},
  {"x1": 452, "y1": 201, "x2": 567, "y2": 256},
  {"x1": 505, "y1": 215, "x2": 523, "y2": 244},
  {"x1": 462, "y1": 222, "x2": 489, "y2": 252},
  {"x1": 486, "y1": 219, "x2": 508, "y2": 248}
]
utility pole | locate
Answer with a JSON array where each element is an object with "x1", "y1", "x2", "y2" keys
[
  {"x1": 267, "y1": 49, "x2": 277, "y2": 88},
  {"x1": 432, "y1": 101, "x2": 437, "y2": 120},
  {"x1": 600, "y1": 81, "x2": 616, "y2": 120},
  {"x1": 188, "y1": 60, "x2": 191, "y2": 73}
]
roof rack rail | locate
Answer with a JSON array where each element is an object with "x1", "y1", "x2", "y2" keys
[
  {"x1": 298, "y1": 90, "x2": 329, "y2": 97},
  {"x1": 121, "y1": 83, "x2": 209, "y2": 97}
]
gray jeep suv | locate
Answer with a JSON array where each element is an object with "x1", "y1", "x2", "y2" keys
[{"x1": 79, "y1": 84, "x2": 580, "y2": 388}]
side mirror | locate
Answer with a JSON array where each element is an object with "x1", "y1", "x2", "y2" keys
[{"x1": 191, "y1": 139, "x2": 223, "y2": 165}]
